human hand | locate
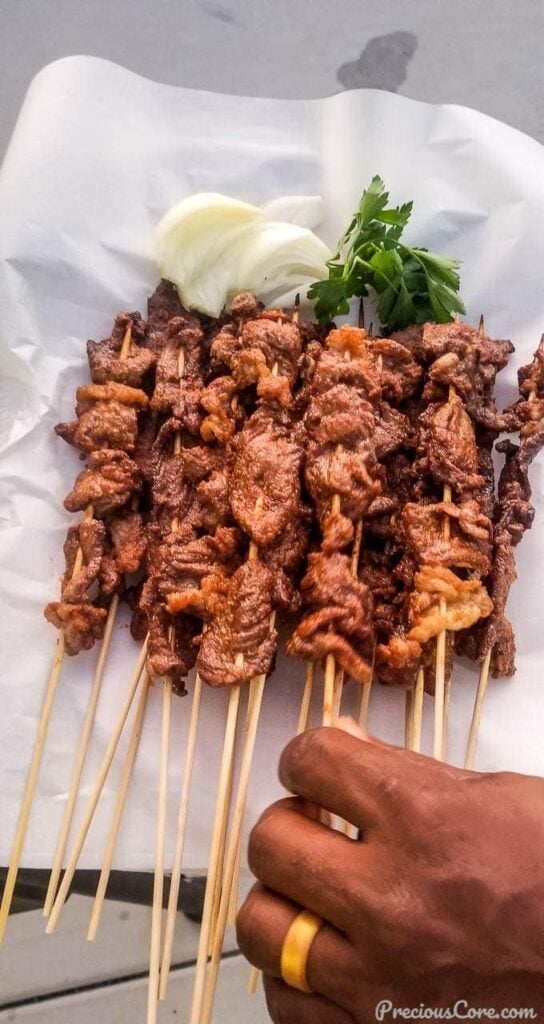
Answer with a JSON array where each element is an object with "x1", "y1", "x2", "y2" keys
[{"x1": 237, "y1": 721, "x2": 544, "y2": 1023}]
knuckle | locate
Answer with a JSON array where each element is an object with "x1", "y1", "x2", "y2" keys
[
  {"x1": 248, "y1": 805, "x2": 280, "y2": 877},
  {"x1": 279, "y1": 727, "x2": 333, "y2": 791},
  {"x1": 235, "y1": 888, "x2": 263, "y2": 958}
]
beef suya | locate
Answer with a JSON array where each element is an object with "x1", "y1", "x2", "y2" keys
[
  {"x1": 458, "y1": 335, "x2": 544, "y2": 677},
  {"x1": 362, "y1": 321, "x2": 514, "y2": 694},
  {"x1": 45, "y1": 312, "x2": 153, "y2": 654},
  {"x1": 46, "y1": 286, "x2": 542, "y2": 713},
  {"x1": 287, "y1": 326, "x2": 382, "y2": 687}
]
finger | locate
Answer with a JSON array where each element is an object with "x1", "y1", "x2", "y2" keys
[
  {"x1": 279, "y1": 726, "x2": 436, "y2": 831},
  {"x1": 237, "y1": 884, "x2": 359, "y2": 1012},
  {"x1": 263, "y1": 975, "x2": 357, "y2": 1024},
  {"x1": 248, "y1": 797, "x2": 367, "y2": 931}
]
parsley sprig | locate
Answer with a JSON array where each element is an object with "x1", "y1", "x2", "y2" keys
[{"x1": 308, "y1": 176, "x2": 465, "y2": 332}]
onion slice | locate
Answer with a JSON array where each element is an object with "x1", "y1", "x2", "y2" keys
[{"x1": 156, "y1": 192, "x2": 331, "y2": 317}]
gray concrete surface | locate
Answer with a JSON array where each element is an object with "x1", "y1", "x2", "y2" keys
[{"x1": 1, "y1": 0, "x2": 544, "y2": 164}]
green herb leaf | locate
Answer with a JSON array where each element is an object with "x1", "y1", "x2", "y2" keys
[{"x1": 308, "y1": 177, "x2": 466, "y2": 331}]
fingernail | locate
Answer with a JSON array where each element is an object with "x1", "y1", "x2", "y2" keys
[{"x1": 333, "y1": 715, "x2": 368, "y2": 740}]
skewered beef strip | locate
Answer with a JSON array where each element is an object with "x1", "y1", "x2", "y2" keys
[
  {"x1": 229, "y1": 410, "x2": 303, "y2": 548},
  {"x1": 150, "y1": 316, "x2": 205, "y2": 432},
  {"x1": 146, "y1": 603, "x2": 199, "y2": 695},
  {"x1": 455, "y1": 338, "x2": 544, "y2": 677},
  {"x1": 197, "y1": 561, "x2": 278, "y2": 687},
  {"x1": 287, "y1": 551, "x2": 374, "y2": 685},
  {"x1": 64, "y1": 449, "x2": 142, "y2": 517},
  {"x1": 304, "y1": 384, "x2": 381, "y2": 536},
  {"x1": 109, "y1": 511, "x2": 147, "y2": 575},
  {"x1": 161, "y1": 528, "x2": 243, "y2": 614},
  {"x1": 200, "y1": 376, "x2": 242, "y2": 444},
  {"x1": 403, "y1": 500, "x2": 492, "y2": 574},
  {"x1": 56, "y1": 377, "x2": 150, "y2": 455},
  {"x1": 56, "y1": 401, "x2": 140, "y2": 455},
  {"x1": 212, "y1": 299, "x2": 302, "y2": 386},
  {"x1": 87, "y1": 312, "x2": 154, "y2": 386},
  {"x1": 407, "y1": 566, "x2": 493, "y2": 644},
  {"x1": 44, "y1": 602, "x2": 108, "y2": 656},
  {"x1": 368, "y1": 338, "x2": 422, "y2": 402},
  {"x1": 416, "y1": 396, "x2": 484, "y2": 494},
  {"x1": 59, "y1": 519, "x2": 106, "y2": 603},
  {"x1": 146, "y1": 280, "x2": 200, "y2": 353}
]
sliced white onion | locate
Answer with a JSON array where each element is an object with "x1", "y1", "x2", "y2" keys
[
  {"x1": 233, "y1": 221, "x2": 330, "y2": 302},
  {"x1": 155, "y1": 192, "x2": 331, "y2": 317},
  {"x1": 260, "y1": 195, "x2": 325, "y2": 230}
]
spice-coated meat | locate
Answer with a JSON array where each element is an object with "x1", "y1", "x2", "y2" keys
[
  {"x1": 61, "y1": 519, "x2": 106, "y2": 603},
  {"x1": 160, "y1": 528, "x2": 242, "y2": 611},
  {"x1": 308, "y1": 346, "x2": 381, "y2": 404},
  {"x1": 495, "y1": 434, "x2": 544, "y2": 544},
  {"x1": 56, "y1": 401, "x2": 139, "y2": 454},
  {"x1": 200, "y1": 376, "x2": 242, "y2": 443},
  {"x1": 151, "y1": 317, "x2": 205, "y2": 429},
  {"x1": 146, "y1": 280, "x2": 198, "y2": 353},
  {"x1": 64, "y1": 450, "x2": 141, "y2": 517},
  {"x1": 109, "y1": 512, "x2": 147, "y2": 575},
  {"x1": 417, "y1": 397, "x2": 484, "y2": 492},
  {"x1": 239, "y1": 318, "x2": 302, "y2": 384},
  {"x1": 370, "y1": 338, "x2": 422, "y2": 402},
  {"x1": 304, "y1": 384, "x2": 381, "y2": 525},
  {"x1": 459, "y1": 424, "x2": 544, "y2": 678},
  {"x1": 403, "y1": 500, "x2": 492, "y2": 574},
  {"x1": 421, "y1": 323, "x2": 514, "y2": 432},
  {"x1": 76, "y1": 383, "x2": 149, "y2": 408},
  {"x1": 374, "y1": 635, "x2": 422, "y2": 690},
  {"x1": 196, "y1": 467, "x2": 232, "y2": 533},
  {"x1": 407, "y1": 566, "x2": 493, "y2": 644},
  {"x1": 230, "y1": 413, "x2": 303, "y2": 547},
  {"x1": 146, "y1": 603, "x2": 198, "y2": 692},
  {"x1": 229, "y1": 291, "x2": 262, "y2": 320},
  {"x1": 211, "y1": 310, "x2": 302, "y2": 399},
  {"x1": 287, "y1": 551, "x2": 374, "y2": 684},
  {"x1": 87, "y1": 312, "x2": 155, "y2": 387},
  {"x1": 44, "y1": 601, "x2": 107, "y2": 656},
  {"x1": 374, "y1": 403, "x2": 411, "y2": 459},
  {"x1": 197, "y1": 561, "x2": 277, "y2": 687}
]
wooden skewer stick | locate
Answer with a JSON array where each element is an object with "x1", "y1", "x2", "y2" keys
[
  {"x1": 464, "y1": 649, "x2": 491, "y2": 769},
  {"x1": 147, "y1": 675, "x2": 173, "y2": 1024},
  {"x1": 331, "y1": 518, "x2": 364, "y2": 725},
  {"x1": 411, "y1": 668, "x2": 425, "y2": 753},
  {"x1": 404, "y1": 688, "x2": 415, "y2": 749},
  {"x1": 188, "y1": 685, "x2": 241, "y2": 1024},
  {"x1": 0, "y1": 484, "x2": 98, "y2": 939},
  {"x1": 45, "y1": 638, "x2": 148, "y2": 933},
  {"x1": 43, "y1": 593, "x2": 120, "y2": 918},
  {"x1": 87, "y1": 673, "x2": 150, "y2": 940},
  {"x1": 226, "y1": 683, "x2": 257, "y2": 927},
  {"x1": 158, "y1": 672, "x2": 203, "y2": 998},
  {"x1": 297, "y1": 662, "x2": 315, "y2": 735},
  {"x1": 201, "y1": 673, "x2": 266, "y2": 1024},
  {"x1": 0, "y1": 635, "x2": 65, "y2": 943},
  {"x1": 42, "y1": 321, "x2": 134, "y2": 918}
]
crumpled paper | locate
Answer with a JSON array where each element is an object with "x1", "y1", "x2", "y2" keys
[{"x1": 1, "y1": 56, "x2": 544, "y2": 869}]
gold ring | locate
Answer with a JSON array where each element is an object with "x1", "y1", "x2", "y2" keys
[{"x1": 280, "y1": 910, "x2": 324, "y2": 993}]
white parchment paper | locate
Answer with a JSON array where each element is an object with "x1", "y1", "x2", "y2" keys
[{"x1": 1, "y1": 57, "x2": 544, "y2": 869}]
